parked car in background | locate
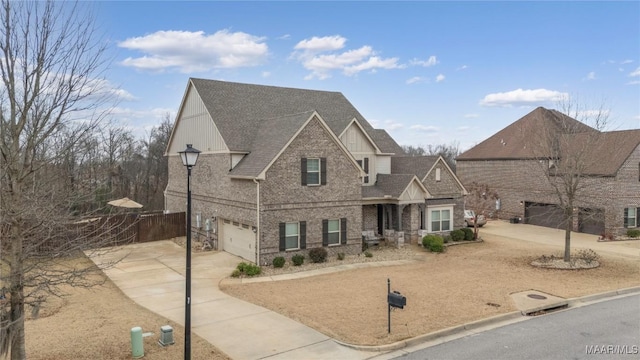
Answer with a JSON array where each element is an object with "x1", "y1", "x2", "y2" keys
[{"x1": 464, "y1": 210, "x2": 486, "y2": 227}]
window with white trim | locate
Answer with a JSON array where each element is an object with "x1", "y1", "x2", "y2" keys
[
  {"x1": 285, "y1": 222, "x2": 300, "y2": 249},
  {"x1": 301, "y1": 158, "x2": 326, "y2": 186},
  {"x1": 430, "y1": 208, "x2": 452, "y2": 232},
  {"x1": 435, "y1": 168, "x2": 441, "y2": 182},
  {"x1": 327, "y1": 219, "x2": 340, "y2": 245},
  {"x1": 624, "y1": 208, "x2": 639, "y2": 228},
  {"x1": 323, "y1": 218, "x2": 347, "y2": 246},
  {"x1": 307, "y1": 158, "x2": 320, "y2": 185}
]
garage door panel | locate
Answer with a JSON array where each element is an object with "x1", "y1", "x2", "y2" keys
[
  {"x1": 221, "y1": 221, "x2": 254, "y2": 262},
  {"x1": 524, "y1": 202, "x2": 566, "y2": 229},
  {"x1": 578, "y1": 208, "x2": 605, "y2": 235}
]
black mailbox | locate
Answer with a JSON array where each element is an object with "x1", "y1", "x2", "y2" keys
[{"x1": 388, "y1": 291, "x2": 406, "y2": 309}]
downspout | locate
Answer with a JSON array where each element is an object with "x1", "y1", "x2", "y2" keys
[{"x1": 253, "y1": 178, "x2": 260, "y2": 265}]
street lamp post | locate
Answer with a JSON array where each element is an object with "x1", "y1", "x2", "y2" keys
[{"x1": 178, "y1": 144, "x2": 200, "y2": 360}]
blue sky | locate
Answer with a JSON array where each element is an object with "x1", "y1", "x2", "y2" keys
[{"x1": 95, "y1": 1, "x2": 639, "y2": 151}]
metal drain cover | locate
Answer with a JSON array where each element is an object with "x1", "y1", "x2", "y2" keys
[{"x1": 527, "y1": 294, "x2": 547, "y2": 300}]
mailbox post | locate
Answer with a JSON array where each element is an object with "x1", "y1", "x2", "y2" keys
[{"x1": 387, "y1": 278, "x2": 406, "y2": 333}]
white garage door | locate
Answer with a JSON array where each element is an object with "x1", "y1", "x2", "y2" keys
[{"x1": 221, "y1": 220, "x2": 255, "y2": 262}]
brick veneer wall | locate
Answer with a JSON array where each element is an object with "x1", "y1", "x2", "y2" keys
[
  {"x1": 259, "y1": 117, "x2": 363, "y2": 264},
  {"x1": 456, "y1": 144, "x2": 640, "y2": 234}
]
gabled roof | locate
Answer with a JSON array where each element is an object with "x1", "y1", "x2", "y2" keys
[
  {"x1": 189, "y1": 78, "x2": 396, "y2": 153},
  {"x1": 391, "y1": 155, "x2": 439, "y2": 180},
  {"x1": 457, "y1": 107, "x2": 596, "y2": 160},
  {"x1": 362, "y1": 174, "x2": 430, "y2": 203},
  {"x1": 569, "y1": 129, "x2": 640, "y2": 176},
  {"x1": 371, "y1": 129, "x2": 405, "y2": 155}
]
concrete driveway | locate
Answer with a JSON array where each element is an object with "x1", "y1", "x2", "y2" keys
[
  {"x1": 480, "y1": 220, "x2": 640, "y2": 259},
  {"x1": 88, "y1": 240, "x2": 371, "y2": 360}
]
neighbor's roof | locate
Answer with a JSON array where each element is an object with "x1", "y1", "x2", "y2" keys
[
  {"x1": 457, "y1": 107, "x2": 595, "y2": 160},
  {"x1": 456, "y1": 107, "x2": 640, "y2": 176},
  {"x1": 190, "y1": 78, "x2": 402, "y2": 154}
]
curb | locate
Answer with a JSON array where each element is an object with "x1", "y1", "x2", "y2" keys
[{"x1": 337, "y1": 286, "x2": 640, "y2": 353}]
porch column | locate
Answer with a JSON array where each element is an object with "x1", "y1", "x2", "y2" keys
[
  {"x1": 397, "y1": 204, "x2": 406, "y2": 231},
  {"x1": 418, "y1": 203, "x2": 426, "y2": 230}
]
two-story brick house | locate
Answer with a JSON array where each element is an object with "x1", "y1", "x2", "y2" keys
[
  {"x1": 165, "y1": 79, "x2": 467, "y2": 264},
  {"x1": 456, "y1": 107, "x2": 640, "y2": 236}
]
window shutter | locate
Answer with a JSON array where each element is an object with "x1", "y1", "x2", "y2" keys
[
  {"x1": 279, "y1": 222, "x2": 286, "y2": 251},
  {"x1": 320, "y1": 158, "x2": 327, "y2": 185},
  {"x1": 637, "y1": 208, "x2": 640, "y2": 227},
  {"x1": 340, "y1": 218, "x2": 347, "y2": 244},
  {"x1": 364, "y1": 158, "x2": 369, "y2": 184},
  {"x1": 300, "y1": 221, "x2": 306, "y2": 249},
  {"x1": 322, "y1": 219, "x2": 329, "y2": 246},
  {"x1": 301, "y1": 158, "x2": 307, "y2": 186}
]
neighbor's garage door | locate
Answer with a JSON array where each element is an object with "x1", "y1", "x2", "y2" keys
[
  {"x1": 221, "y1": 220, "x2": 254, "y2": 262},
  {"x1": 524, "y1": 202, "x2": 566, "y2": 229},
  {"x1": 578, "y1": 208, "x2": 605, "y2": 235}
]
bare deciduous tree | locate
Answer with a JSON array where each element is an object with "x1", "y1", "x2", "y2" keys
[
  {"x1": 523, "y1": 101, "x2": 612, "y2": 262},
  {"x1": 464, "y1": 182, "x2": 499, "y2": 240},
  {"x1": 0, "y1": 1, "x2": 128, "y2": 358},
  {"x1": 402, "y1": 141, "x2": 461, "y2": 170}
]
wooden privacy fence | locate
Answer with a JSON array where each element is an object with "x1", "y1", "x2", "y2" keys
[{"x1": 30, "y1": 212, "x2": 186, "y2": 254}]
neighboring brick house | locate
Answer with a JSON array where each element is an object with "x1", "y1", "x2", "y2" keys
[
  {"x1": 165, "y1": 78, "x2": 468, "y2": 264},
  {"x1": 456, "y1": 107, "x2": 640, "y2": 236}
]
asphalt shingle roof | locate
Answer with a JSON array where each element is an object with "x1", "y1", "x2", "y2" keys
[
  {"x1": 362, "y1": 174, "x2": 417, "y2": 199},
  {"x1": 391, "y1": 156, "x2": 439, "y2": 179}
]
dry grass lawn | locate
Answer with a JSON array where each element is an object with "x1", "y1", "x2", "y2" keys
[
  {"x1": 21, "y1": 259, "x2": 229, "y2": 360},
  {"x1": 220, "y1": 235, "x2": 640, "y2": 346},
  {"x1": 14, "y1": 233, "x2": 640, "y2": 357}
]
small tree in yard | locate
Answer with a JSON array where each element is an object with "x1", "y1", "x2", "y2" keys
[
  {"x1": 0, "y1": 2, "x2": 130, "y2": 359},
  {"x1": 465, "y1": 182, "x2": 498, "y2": 240}
]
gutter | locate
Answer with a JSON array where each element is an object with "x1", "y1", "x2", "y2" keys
[{"x1": 253, "y1": 178, "x2": 260, "y2": 265}]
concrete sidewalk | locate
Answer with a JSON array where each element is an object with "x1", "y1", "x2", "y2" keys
[{"x1": 88, "y1": 240, "x2": 372, "y2": 360}]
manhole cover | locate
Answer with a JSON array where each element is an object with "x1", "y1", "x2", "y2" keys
[{"x1": 527, "y1": 294, "x2": 547, "y2": 300}]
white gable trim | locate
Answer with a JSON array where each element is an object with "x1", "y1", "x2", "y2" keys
[
  {"x1": 398, "y1": 175, "x2": 432, "y2": 204},
  {"x1": 165, "y1": 79, "x2": 230, "y2": 156},
  {"x1": 255, "y1": 111, "x2": 366, "y2": 180},
  {"x1": 338, "y1": 118, "x2": 382, "y2": 154},
  {"x1": 424, "y1": 156, "x2": 468, "y2": 195}
]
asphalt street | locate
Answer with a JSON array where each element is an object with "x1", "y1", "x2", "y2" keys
[{"x1": 391, "y1": 294, "x2": 640, "y2": 360}]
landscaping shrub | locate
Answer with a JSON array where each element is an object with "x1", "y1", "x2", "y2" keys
[
  {"x1": 308, "y1": 247, "x2": 328, "y2": 263},
  {"x1": 364, "y1": 250, "x2": 373, "y2": 258},
  {"x1": 337, "y1": 252, "x2": 345, "y2": 261},
  {"x1": 461, "y1": 227, "x2": 474, "y2": 241},
  {"x1": 450, "y1": 229, "x2": 465, "y2": 242},
  {"x1": 291, "y1": 254, "x2": 304, "y2": 266},
  {"x1": 576, "y1": 249, "x2": 599, "y2": 264},
  {"x1": 443, "y1": 235, "x2": 451, "y2": 244},
  {"x1": 422, "y1": 234, "x2": 442, "y2": 248},
  {"x1": 272, "y1": 256, "x2": 285, "y2": 268},
  {"x1": 232, "y1": 262, "x2": 262, "y2": 277},
  {"x1": 627, "y1": 229, "x2": 640, "y2": 238},
  {"x1": 429, "y1": 237, "x2": 444, "y2": 253}
]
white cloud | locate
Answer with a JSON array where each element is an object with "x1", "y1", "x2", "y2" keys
[
  {"x1": 435, "y1": 74, "x2": 445, "y2": 82},
  {"x1": 464, "y1": 113, "x2": 479, "y2": 118},
  {"x1": 119, "y1": 29, "x2": 268, "y2": 72},
  {"x1": 457, "y1": 126, "x2": 470, "y2": 131},
  {"x1": 410, "y1": 124, "x2": 439, "y2": 133},
  {"x1": 479, "y1": 88, "x2": 569, "y2": 107},
  {"x1": 457, "y1": 65, "x2": 468, "y2": 71},
  {"x1": 293, "y1": 37, "x2": 402, "y2": 80},
  {"x1": 621, "y1": 59, "x2": 633, "y2": 64},
  {"x1": 406, "y1": 76, "x2": 425, "y2": 84},
  {"x1": 370, "y1": 119, "x2": 404, "y2": 131},
  {"x1": 294, "y1": 35, "x2": 346, "y2": 52},
  {"x1": 585, "y1": 71, "x2": 596, "y2": 80},
  {"x1": 630, "y1": 67, "x2": 640, "y2": 77},
  {"x1": 578, "y1": 109, "x2": 610, "y2": 119},
  {"x1": 627, "y1": 80, "x2": 640, "y2": 85},
  {"x1": 410, "y1": 56, "x2": 438, "y2": 67},
  {"x1": 261, "y1": 71, "x2": 271, "y2": 78}
]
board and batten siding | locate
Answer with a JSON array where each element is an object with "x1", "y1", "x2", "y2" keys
[
  {"x1": 168, "y1": 85, "x2": 228, "y2": 154},
  {"x1": 340, "y1": 122, "x2": 379, "y2": 185}
]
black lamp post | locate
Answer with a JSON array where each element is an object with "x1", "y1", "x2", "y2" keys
[{"x1": 178, "y1": 144, "x2": 200, "y2": 360}]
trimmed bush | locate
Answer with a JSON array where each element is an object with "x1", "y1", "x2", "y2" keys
[
  {"x1": 337, "y1": 252, "x2": 345, "y2": 261},
  {"x1": 576, "y1": 249, "x2": 599, "y2": 264},
  {"x1": 429, "y1": 236, "x2": 445, "y2": 253},
  {"x1": 364, "y1": 250, "x2": 373, "y2": 258},
  {"x1": 422, "y1": 234, "x2": 442, "y2": 248},
  {"x1": 233, "y1": 262, "x2": 261, "y2": 277},
  {"x1": 308, "y1": 247, "x2": 328, "y2": 263},
  {"x1": 443, "y1": 235, "x2": 451, "y2": 244},
  {"x1": 450, "y1": 229, "x2": 465, "y2": 242},
  {"x1": 272, "y1": 256, "x2": 285, "y2": 268},
  {"x1": 461, "y1": 227, "x2": 474, "y2": 241},
  {"x1": 291, "y1": 254, "x2": 304, "y2": 266},
  {"x1": 627, "y1": 229, "x2": 640, "y2": 238}
]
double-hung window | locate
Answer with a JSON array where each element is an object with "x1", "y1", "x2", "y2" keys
[
  {"x1": 301, "y1": 158, "x2": 326, "y2": 186},
  {"x1": 279, "y1": 221, "x2": 306, "y2": 251},
  {"x1": 430, "y1": 208, "x2": 451, "y2": 232},
  {"x1": 624, "y1": 208, "x2": 637, "y2": 228},
  {"x1": 323, "y1": 218, "x2": 347, "y2": 246}
]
